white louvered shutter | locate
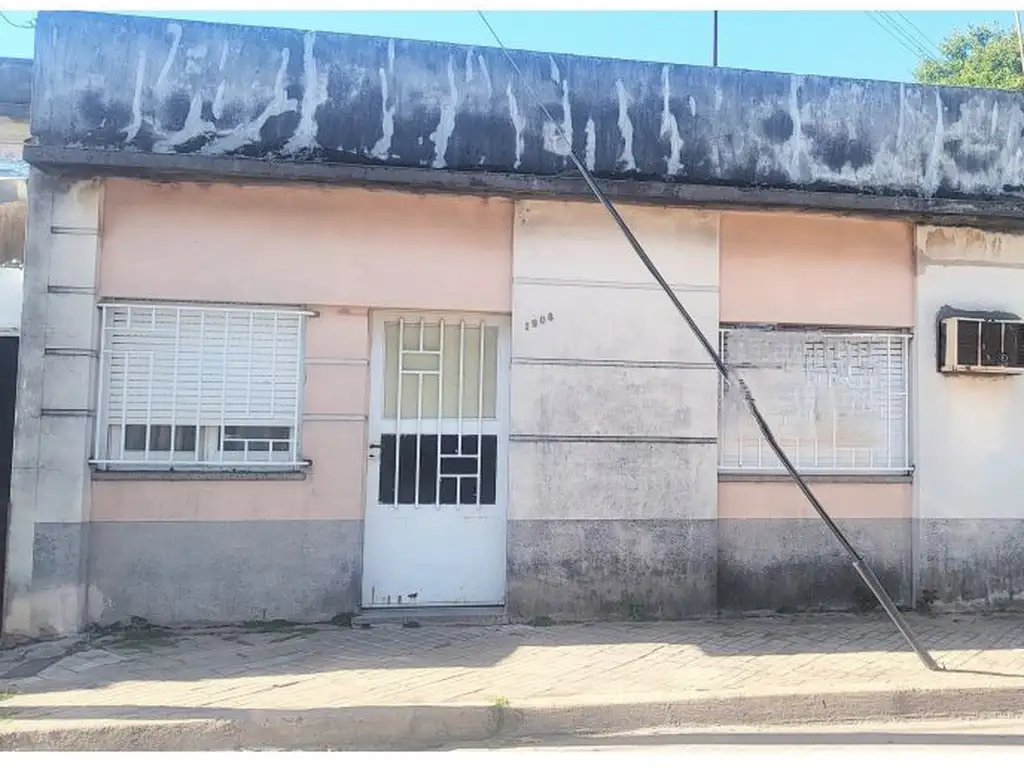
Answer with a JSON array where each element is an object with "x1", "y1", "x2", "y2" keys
[{"x1": 100, "y1": 304, "x2": 303, "y2": 466}]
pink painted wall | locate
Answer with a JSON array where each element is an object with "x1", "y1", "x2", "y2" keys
[
  {"x1": 92, "y1": 181, "x2": 515, "y2": 522},
  {"x1": 718, "y1": 481, "x2": 910, "y2": 520},
  {"x1": 99, "y1": 180, "x2": 513, "y2": 312},
  {"x1": 719, "y1": 212, "x2": 914, "y2": 327},
  {"x1": 718, "y1": 211, "x2": 914, "y2": 520}
]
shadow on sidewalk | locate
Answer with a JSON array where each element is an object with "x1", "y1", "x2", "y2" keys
[{"x1": 1, "y1": 613, "x2": 1022, "y2": 698}]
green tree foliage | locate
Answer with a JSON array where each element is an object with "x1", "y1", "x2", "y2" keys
[{"x1": 914, "y1": 23, "x2": 1024, "y2": 90}]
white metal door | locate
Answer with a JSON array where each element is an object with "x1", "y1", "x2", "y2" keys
[{"x1": 362, "y1": 312, "x2": 510, "y2": 608}]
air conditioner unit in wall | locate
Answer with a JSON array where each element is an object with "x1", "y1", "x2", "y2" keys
[{"x1": 938, "y1": 315, "x2": 1024, "y2": 374}]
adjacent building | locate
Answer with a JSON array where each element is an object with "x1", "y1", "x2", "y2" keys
[
  {"x1": 3, "y1": 10, "x2": 1024, "y2": 639},
  {"x1": 0, "y1": 56, "x2": 29, "y2": 629}
]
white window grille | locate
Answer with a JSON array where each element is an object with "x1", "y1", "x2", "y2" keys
[
  {"x1": 376, "y1": 317, "x2": 502, "y2": 508},
  {"x1": 93, "y1": 303, "x2": 308, "y2": 470},
  {"x1": 718, "y1": 326, "x2": 911, "y2": 474}
]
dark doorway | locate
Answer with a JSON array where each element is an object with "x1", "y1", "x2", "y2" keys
[{"x1": 0, "y1": 335, "x2": 19, "y2": 632}]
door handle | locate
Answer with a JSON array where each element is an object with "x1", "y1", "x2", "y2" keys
[{"x1": 368, "y1": 442, "x2": 382, "y2": 461}]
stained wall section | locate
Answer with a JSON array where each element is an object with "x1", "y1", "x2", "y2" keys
[
  {"x1": 914, "y1": 225, "x2": 1024, "y2": 609},
  {"x1": 507, "y1": 200, "x2": 720, "y2": 620},
  {"x1": 717, "y1": 211, "x2": 916, "y2": 611}
]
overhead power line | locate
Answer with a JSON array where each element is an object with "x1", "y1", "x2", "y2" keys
[
  {"x1": 865, "y1": 11, "x2": 936, "y2": 64},
  {"x1": 0, "y1": 11, "x2": 34, "y2": 30},
  {"x1": 894, "y1": 11, "x2": 944, "y2": 58}
]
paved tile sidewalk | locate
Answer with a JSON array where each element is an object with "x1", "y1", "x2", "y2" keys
[{"x1": 1, "y1": 613, "x2": 1023, "y2": 749}]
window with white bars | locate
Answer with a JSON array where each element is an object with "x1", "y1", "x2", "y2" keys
[
  {"x1": 93, "y1": 303, "x2": 307, "y2": 470},
  {"x1": 718, "y1": 327, "x2": 911, "y2": 473}
]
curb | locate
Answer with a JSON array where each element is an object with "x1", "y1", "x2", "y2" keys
[{"x1": 3, "y1": 685, "x2": 1024, "y2": 750}]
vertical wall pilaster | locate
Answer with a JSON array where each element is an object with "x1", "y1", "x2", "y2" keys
[
  {"x1": 506, "y1": 200, "x2": 721, "y2": 621},
  {"x1": 2, "y1": 171, "x2": 101, "y2": 638}
]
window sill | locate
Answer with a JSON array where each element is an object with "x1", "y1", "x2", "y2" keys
[
  {"x1": 718, "y1": 470, "x2": 913, "y2": 484},
  {"x1": 91, "y1": 466, "x2": 311, "y2": 482}
]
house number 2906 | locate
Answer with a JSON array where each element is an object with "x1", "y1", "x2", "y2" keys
[{"x1": 524, "y1": 312, "x2": 555, "y2": 331}]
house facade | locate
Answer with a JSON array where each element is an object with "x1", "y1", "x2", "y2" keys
[{"x1": 4, "y1": 11, "x2": 1024, "y2": 638}]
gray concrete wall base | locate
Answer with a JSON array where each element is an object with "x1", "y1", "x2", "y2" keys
[
  {"x1": 916, "y1": 519, "x2": 1024, "y2": 610},
  {"x1": 82, "y1": 520, "x2": 363, "y2": 626},
  {"x1": 718, "y1": 519, "x2": 913, "y2": 613},
  {"x1": 506, "y1": 519, "x2": 717, "y2": 622}
]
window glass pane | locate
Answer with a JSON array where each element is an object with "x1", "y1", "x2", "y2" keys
[
  {"x1": 482, "y1": 325, "x2": 499, "y2": 419},
  {"x1": 403, "y1": 352, "x2": 440, "y2": 372},
  {"x1": 421, "y1": 370, "x2": 440, "y2": 419},
  {"x1": 460, "y1": 325, "x2": 482, "y2": 419},
  {"x1": 174, "y1": 426, "x2": 197, "y2": 451},
  {"x1": 440, "y1": 324, "x2": 463, "y2": 419},
  {"x1": 383, "y1": 322, "x2": 400, "y2": 419},
  {"x1": 402, "y1": 322, "x2": 421, "y2": 351},
  {"x1": 399, "y1": 372, "x2": 421, "y2": 416},
  {"x1": 421, "y1": 323, "x2": 441, "y2": 352},
  {"x1": 124, "y1": 424, "x2": 146, "y2": 452}
]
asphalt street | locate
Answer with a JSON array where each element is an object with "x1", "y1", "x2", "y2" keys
[{"x1": 446, "y1": 717, "x2": 1024, "y2": 760}]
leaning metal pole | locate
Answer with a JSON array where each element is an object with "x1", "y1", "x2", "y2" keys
[{"x1": 477, "y1": 11, "x2": 940, "y2": 672}]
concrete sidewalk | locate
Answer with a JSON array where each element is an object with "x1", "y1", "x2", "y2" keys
[{"x1": 1, "y1": 613, "x2": 1023, "y2": 750}]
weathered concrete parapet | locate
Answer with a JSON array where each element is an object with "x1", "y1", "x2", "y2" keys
[{"x1": 27, "y1": 11, "x2": 1024, "y2": 204}]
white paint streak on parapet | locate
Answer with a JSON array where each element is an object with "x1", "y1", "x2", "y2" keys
[
  {"x1": 184, "y1": 44, "x2": 207, "y2": 77},
  {"x1": 786, "y1": 76, "x2": 803, "y2": 180},
  {"x1": 542, "y1": 76, "x2": 573, "y2": 157},
  {"x1": 124, "y1": 51, "x2": 146, "y2": 143},
  {"x1": 284, "y1": 32, "x2": 327, "y2": 155},
  {"x1": 165, "y1": 94, "x2": 209, "y2": 149},
  {"x1": 660, "y1": 65, "x2": 683, "y2": 176},
  {"x1": 585, "y1": 117, "x2": 596, "y2": 171},
  {"x1": 211, "y1": 42, "x2": 230, "y2": 120},
  {"x1": 507, "y1": 82, "x2": 526, "y2": 170},
  {"x1": 924, "y1": 90, "x2": 945, "y2": 197},
  {"x1": 155, "y1": 22, "x2": 182, "y2": 93},
  {"x1": 478, "y1": 55, "x2": 492, "y2": 98},
  {"x1": 429, "y1": 55, "x2": 458, "y2": 169},
  {"x1": 370, "y1": 39, "x2": 397, "y2": 159},
  {"x1": 203, "y1": 47, "x2": 297, "y2": 155},
  {"x1": 616, "y1": 79, "x2": 636, "y2": 172}
]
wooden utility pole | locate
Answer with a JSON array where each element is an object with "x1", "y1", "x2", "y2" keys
[
  {"x1": 1015, "y1": 11, "x2": 1024, "y2": 75},
  {"x1": 712, "y1": 11, "x2": 719, "y2": 66}
]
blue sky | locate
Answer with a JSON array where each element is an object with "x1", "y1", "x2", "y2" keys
[{"x1": 0, "y1": 10, "x2": 1018, "y2": 83}]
